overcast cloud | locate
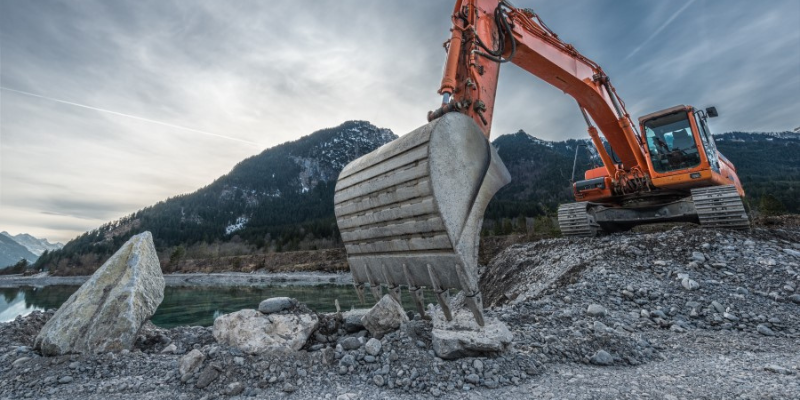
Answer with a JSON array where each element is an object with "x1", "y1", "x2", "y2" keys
[{"x1": 1, "y1": 0, "x2": 798, "y2": 243}]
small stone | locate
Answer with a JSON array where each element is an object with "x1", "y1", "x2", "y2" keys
[
  {"x1": 691, "y1": 251, "x2": 706, "y2": 263},
  {"x1": 361, "y1": 295, "x2": 409, "y2": 338},
  {"x1": 682, "y1": 278, "x2": 700, "y2": 291},
  {"x1": 196, "y1": 364, "x2": 221, "y2": 389},
  {"x1": 364, "y1": 355, "x2": 376, "y2": 363},
  {"x1": 473, "y1": 359, "x2": 484, "y2": 372},
  {"x1": 179, "y1": 349, "x2": 206, "y2": 382},
  {"x1": 339, "y1": 354, "x2": 355, "y2": 367},
  {"x1": 282, "y1": 383, "x2": 296, "y2": 393},
  {"x1": 12, "y1": 357, "x2": 30, "y2": 368},
  {"x1": 757, "y1": 324, "x2": 776, "y2": 336},
  {"x1": 723, "y1": 312, "x2": 739, "y2": 321},
  {"x1": 465, "y1": 374, "x2": 480, "y2": 384},
  {"x1": 590, "y1": 350, "x2": 613, "y2": 366},
  {"x1": 764, "y1": 365, "x2": 793, "y2": 375},
  {"x1": 337, "y1": 394, "x2": 359, "y2": 400},
  {"x1": 593, "y1": 321, "x2": 609, "y2": 333},
  {"x1": 339, "y1": 337, "x2": 362, "y2": 351},
  {"x1": 788, "y1": 294, "x2": 800, "y2": 304},
  {"x1": 364, "y1": 338, "x2": 382, "y2": 356},
  {"x1": 784, "y1": 249, "x2": 800, "y2": 258},
  {"x1": 57, "y1": 376, "x2": 73, "y2": 384},
  {"x1": 587, "y1": 304, "x2": 607, "y2": 316},
  {"x1": 226, "y1": 382, "x2": 245, "y2": 396},
  {"x1": 258, "y1": 297, "x2": 297, "y2": 314},
  {"x1": 735, "y1": 287, "x2": 749, "y2": 296},
  {"x1": 373, "y1": 375, "x2": 385, "y2": 386},
  {"x1": 160, "y1": 343, "x2": 177, "y2": 354},
  {"x1": 711, "y1": 301, "x2": 725, "y2": 313}
]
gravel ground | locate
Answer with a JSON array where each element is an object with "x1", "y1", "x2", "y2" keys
[{"x1": 2, "y1": 222, "x2": 799, "y2": 399}]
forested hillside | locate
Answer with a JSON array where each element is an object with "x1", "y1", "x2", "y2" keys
[
  {"x1": 35, "y1": 121, "x2": 395, "y2": 274},
  {"x1": 34, "y1": 126, "x2": 798, "y2": 275}
]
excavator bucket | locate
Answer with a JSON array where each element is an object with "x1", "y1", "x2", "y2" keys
[{"x1": 333, "y1": 113, "x2": 510, "y2": 326}]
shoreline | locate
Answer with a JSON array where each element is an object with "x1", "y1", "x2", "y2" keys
[{"x1": 0, "y1": 271, "x2": 354, "y2": 288}]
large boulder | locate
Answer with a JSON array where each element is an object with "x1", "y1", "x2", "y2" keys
[
  {"x1": 213, "y1": 309, "x2": 318, "y2": 354},
  {"x1": 34, "y1": 232, "x2": 164, "y2": 356},
  {"x1": 361, "y1": 295, "x2": 408, "y2": 339},
  {"x1": 430, "y1": 297, "x2": 513, "y2": 360}
]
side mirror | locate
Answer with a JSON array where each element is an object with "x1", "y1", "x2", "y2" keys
[{"x1": 706, "y1": 106, "x2": 719, "y2": 118}]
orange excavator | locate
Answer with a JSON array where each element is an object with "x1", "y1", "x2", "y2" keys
[{"x1": 334, "y1": 0, "x2": 748, "y2": 325}]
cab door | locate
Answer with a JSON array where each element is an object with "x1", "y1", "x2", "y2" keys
[{"x1": 693, "y1": 111, "x2": 720, "y2": 173}]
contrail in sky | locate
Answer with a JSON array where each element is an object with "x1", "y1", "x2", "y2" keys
[
  {"x1": 0, "y1": 86, "x2": 262, "y2": 147},
  {"x1": 625, "y1": 0, "x2": 698, "y2": 61}
]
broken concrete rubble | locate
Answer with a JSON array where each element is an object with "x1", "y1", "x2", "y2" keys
[
  {"x1": 430, "y1": 295, "x2": 513, "y2": 359},
  {"x1": 212, "y1": 309, "x2": 318, "y2": 354}
]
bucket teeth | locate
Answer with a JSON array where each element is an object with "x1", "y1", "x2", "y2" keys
[
  {"x1": 365, "y1": 267, "x2": 383, "y2": 302},
  {"x1": 402, "y1": 263, "x2": 427, "y2": 319},
  {"x1": 428, "y1": 264, "x2": 453, "y2": 321},
  {"x1": 353, "y1": 283, "x2": 366, "y2": 304},
  {"x1": 410, "y1": 287, "x2": 427, "y2": 319},
  {"x1": 464, "y1": 293, "x2": 485, "y2": 326}
]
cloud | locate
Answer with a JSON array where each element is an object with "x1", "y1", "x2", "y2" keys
[{"x1": 625, "y1": 0, "x2": 698, "y2": 61}]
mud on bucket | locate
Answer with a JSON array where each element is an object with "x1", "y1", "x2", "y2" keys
[{"x1": 333, "y1": 113, "x2": 511, "y2": 326}]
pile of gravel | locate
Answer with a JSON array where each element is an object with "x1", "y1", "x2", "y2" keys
[{"x1": 2, "y1": 223, "x2": 799, "y2": 399}]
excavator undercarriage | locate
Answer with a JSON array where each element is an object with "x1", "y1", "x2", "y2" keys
[{"x1": 558, "y1": 185, "x2": 750, "y2": 236}]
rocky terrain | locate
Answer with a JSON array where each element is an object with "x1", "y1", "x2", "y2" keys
[{"x1": 2, "y1": 220, "x2": 800, "y2": 399}]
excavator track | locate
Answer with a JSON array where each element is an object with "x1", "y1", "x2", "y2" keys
[
  {"x1": 558, "y1": 202, "x2": 599, "y2": 237},
  {"x1": 691, "y1": 185, "x2": 750, "y2": 230}
]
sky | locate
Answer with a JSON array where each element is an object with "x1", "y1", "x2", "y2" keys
[{"x1": 1, "y1": 0, "x2": 798, "y2": 243}]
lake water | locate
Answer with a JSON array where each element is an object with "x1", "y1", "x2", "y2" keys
[{"x1": 0, "y1": 284, "x2": 415, "y2": 328}]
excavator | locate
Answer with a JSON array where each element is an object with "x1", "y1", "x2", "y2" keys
[{"x1": 333, "y1": 0, "x2": 749, "y2": 325}]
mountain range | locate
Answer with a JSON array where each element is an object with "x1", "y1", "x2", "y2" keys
[
  {"x1": 0, "y1": 231, "x2": 62, "y2": 268},
  {"x1": 34, "y1": 121, "x2": 799, "y2": 275}
]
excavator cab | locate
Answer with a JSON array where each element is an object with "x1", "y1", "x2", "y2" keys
[{"x1": 643, "y1": 110, "x2": 703, "y2": 173}]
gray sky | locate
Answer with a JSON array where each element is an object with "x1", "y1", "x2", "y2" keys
[{"x1": 1, "y1": 0, "x2": 798, "y2": 243}]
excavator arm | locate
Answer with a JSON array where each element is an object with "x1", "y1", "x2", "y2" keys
[{"x1": 430, "y1": 0, "x2": 650, "y2": 190}]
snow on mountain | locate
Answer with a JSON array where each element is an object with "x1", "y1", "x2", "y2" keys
[{"x1": 0, "y1": 232, "x2": 63, "y2": 257}]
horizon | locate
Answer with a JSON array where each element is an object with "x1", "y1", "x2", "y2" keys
[{"x1": 1, "y1": 0, "x2": 799, "y2": 243}]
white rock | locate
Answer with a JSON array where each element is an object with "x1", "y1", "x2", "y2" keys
[
  {"x1": 682, "y1": 278, "x2": 700, "y2": 290},
  {"x1": 213, "y1": 309, "x2": 318, "y2": 354},
  {"x1": 34, "y1": 232, "x2": 164, "y2": 356},
  {"x1": 160, "y1": 344, "x2": 177, "y2": 354},
  {"x1": 361, "y1": 295, "x2": 408, "y2": 339},
  {"x1": 364, "y1": 338, "x2": 382, "y2": 356},
  {"x1": 587, "y1": 304, "x2": 607, "y2": 316},
  {"x1": 258, "y1": 297, "x2": 297, "y2": 314},
  {"x1": 179, "y1": 349, "x2": 206, "y2": 382},
  {"x1": 430, "y1": 302, "x2": 512, "y2": 360}
]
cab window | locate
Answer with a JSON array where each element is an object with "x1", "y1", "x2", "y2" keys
[{"x1": 644, "y1": 112, "x2": 701, "y2": 173}]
